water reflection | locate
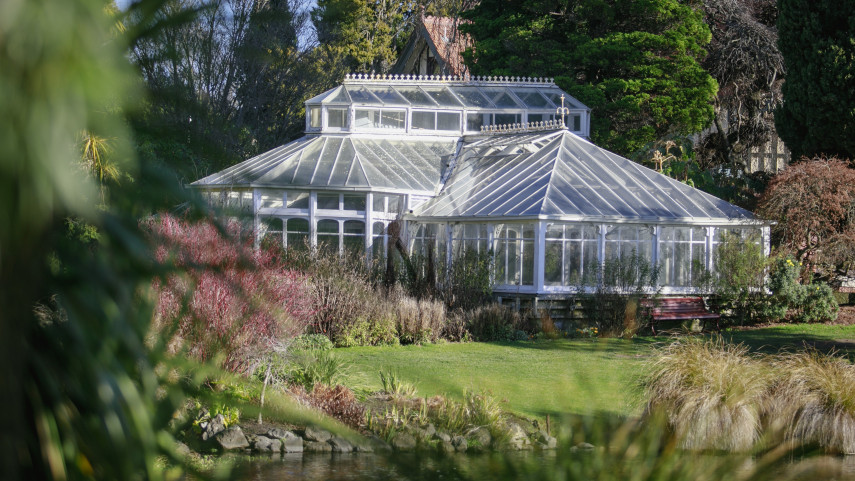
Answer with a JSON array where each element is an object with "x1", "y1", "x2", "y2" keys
[{"x1": 235, "y1": 451, "x2": 555, "y2": 481}]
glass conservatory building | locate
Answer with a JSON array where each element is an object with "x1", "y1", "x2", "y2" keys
[{"x1": 192, "y1": 74, "x2": 769, "y2": 296}]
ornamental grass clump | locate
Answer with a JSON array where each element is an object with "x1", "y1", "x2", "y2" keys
[
  {"x1": 644, "y1": 338, "x2": 774, "y2": 451},
  {"x1": 768, "y1": 350, "x2": 855, "y2": 454}
]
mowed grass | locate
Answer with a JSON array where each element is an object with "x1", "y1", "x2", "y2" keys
[
  {"x1": 336, "y1": 323, "x2": 855, "y2": 421},
  {"x1": 337, "y1": 338, "x2": 658, "y2": 419}
]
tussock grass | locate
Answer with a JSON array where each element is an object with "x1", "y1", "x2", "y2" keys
[
  {"x1": 644, "y1": 338, "x2": 774, "y2": 451},
  {"x1": 769, "y1": 350, "x2": 855, "y2": 454}
]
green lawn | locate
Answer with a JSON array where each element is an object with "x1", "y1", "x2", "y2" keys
[
  {"x1": 336, "y1": 323, "x2": 855, "y2": 420},
  {"x1": 338, "y1": 338, "x2": 658, "y2": 419}
]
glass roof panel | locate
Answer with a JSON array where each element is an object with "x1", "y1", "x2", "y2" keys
[
  {"x1": 423, "y1": 87, "x2": 463, "y2": 107},
  {"x1": 543, "y1": 89, "x2": 583, "y2": 110},
  {"x1": 394, "y1": 86, "x2": 436, "y2": 106},
  {"x1": 513, "y1": 89, "x2": 553, "y2": 108},
  {"x1": 324, "y1": 86, "x2": 351, "y2": 104},
  {"x1": 449, "y1": 87, "x2": 494, "y2": 108},
  {"x1": 365, "y1": 86, "x2": 409, "y2": 105},
  {"x1": 482, "y1": 87, "x2": 523, "y2": 108},
  {"x1": 346, "y1": 86, "x2": 382, "y2": 104}
]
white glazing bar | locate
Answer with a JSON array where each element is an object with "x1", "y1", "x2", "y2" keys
[
  {"x1": 309, "y1": 191, "x2": 317, "y2": 247},
  {"x1": 761, "y1": 225, "x2": 771, "y2": 257},
  {"x1": 253, "y1": 188, "x2": 261, "y2": 249},
  {"x1": 706, "y1": 226, "x2": 714, "y2": 272},
  {"x1": 651, "y1": 225, "x2": 660, "y2": 287},
  {"x1": 487, "y1": 223, "x2": 495, "y2": 286},
  {"x1": 365, "y1": 192, "x2": 373, "y2": 267},
  {"x1": 535, "y1": 220, "x2": 546, "y2": 293},
  {"x1": 598, "y1": 224, "x2": 606, "y2": 282}
]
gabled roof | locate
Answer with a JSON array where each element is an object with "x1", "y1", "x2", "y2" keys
[
  {"x1": 392, "y1": 15, "x2": 473, "y2": 77},
  {"x1": 412, "y1": 129, "x2": 758, "y2": 224},
  {"x1": 192, "y1": 135, "x2": 457, "y2": 194}
]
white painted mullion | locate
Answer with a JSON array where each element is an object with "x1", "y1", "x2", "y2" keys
[
  {"x1": 309, "y1": 191, "x2": 317, "y2": 247},
  {"x1": 535, "y1": 220, "x2": 546, "y2": 293},
  {"x1": 365, "y1": 193, "x2": 373, "y2": 267}
]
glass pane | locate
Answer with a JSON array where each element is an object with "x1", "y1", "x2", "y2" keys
[
  {"x1": 543, "y1": 90, "x2": 582, "y2": 109},
  {"x1": 355, "y1": 109, "x2": 380, "y2": 128},
  {"x1": 346, "y1": 86, "x2": 379, "y2": 104},
  {"x1": 343, "y1": 236, "x2": 364, "y2": 257},
  {"x1": 545, "y1": 241, "x2": 562, "y2": 286},
  {"x1": 317, "y1": 234, "x2": 338, "y2": 255},
  {"x1": 675, "y1": 242, "x2": 690, "y2": 286},
  {"x1": 660, "y1": 243, "x2": 674, "y2": 285},
  {"x1": 523, "y1": 224, "x2": 535, "y2": 238},
  {"x1": 495, "y1": 240, "x2": 507, "y2": 284},
  {"x1": 366, "y1": 86, "x2": 408, "y2": 105},
  {"x1": 546, "y1": 224, "x2": 564, "y2": 239},
  {"x1": 286, "y1": 191, "x2": 309, "y2": 209},
  {"x1": 437, "y1": 112, "x2": 460, "y2": 131},
  {"x1": 450, "y1": 87, "x2": 493, "y2": 108},
  {"x1": 343, "y1": 220, "x2": 365, "y2": 234},
  {"x1": 527, "y1": 112, "x2": 555, "y2": 123},
  {"x1": 423, "y1": 87, "x2": 463, "y2": 107},
  {"x1": 286, "y1": 232, "x2": 309, "y2": 249},
  {"x1": 317, "y1": 193, "x2": 339, "y2": 210},
  {"x1": 260, "y1": 190, "x2": 283, "y2": 209},
  {"x1": 565, "y1": 241, "x2": 582, "y2": 285},
  {"x1": 466, "y1": 113, "x2": 488, "y2": 131},
  {"x1": 343, "y1": 194, "x2": 365, "y2": 211},
  {"x1": 522, "y1": 240, "x2": 534, "y2": 285},
  {"x1": 285, "y1": 218, "x2": 309, "y2": 232},
  {"x1": 261, "y1": 217, "x2": 282, "y2": 233},
  {"x1": 508, "y1": 239, "x2": 520, "y2": 285},
  {"x1": 495, "y1": 113, "x2": 522, "y2": 125},
  {"x1": 387, "y1": 196, "x2": 401, "y2": 214},
  {"x1": 372, "y1": 195, "x2": 385, "y2": 213},
  {"x1": 514, "y1": 89, "x2": 551, "y2": 108},
  {"x1": 327, "y1": 108, "x2": 348, "y2": 128},
  {"x1": 412, "y1": 111, "x2": 435, "y2": 130},
  {"x1": 483, "y1": 88, "x2": 522, "y2": 108},
  {"x1": 373, "y1": 221, "x2": 385, "y2": 233},
  {"x1": 309, "y1": 106, "x2": 321, "y2": 128},
  {"x1": 675, "y1": 227, "x2": 690, "y2": 242},
  {"x1": 325, "y1": 87, "x2": 351, "y2": 104},
  {"x1": 572, "y1": 114, "x2": 581, "y2": 131},
  {"x1": 583, "y1": 240, "x2": 599, "y2": 284},
  {"x1": 381, "y1": 110, "x2": 406, "y2": 129},
  {"x1": 692, "y1": 227, "x2": 707, "y2": 242},
  {"x1": 394, "y1": 86, "x2": 436, "y2": 106},
  {"x1": 317, "y1": 219, "x2": 339, "y2": 234}
]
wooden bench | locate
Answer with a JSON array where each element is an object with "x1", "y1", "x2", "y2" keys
[{"x1": 640, "y1": 297, "x2": 720, "y2": 336}]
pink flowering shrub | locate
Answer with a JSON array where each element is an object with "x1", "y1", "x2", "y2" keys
[{"x1": 148, "y1": 214, "x2": 313, "y2": 374}]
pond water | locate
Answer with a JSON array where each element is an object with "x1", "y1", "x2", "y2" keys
[
  {"x1": 230, "y1": 451, "x2": 556, "y2": 481},
  {"x1": 227, "y1": 450, "x2": 855, "y2": 481}
]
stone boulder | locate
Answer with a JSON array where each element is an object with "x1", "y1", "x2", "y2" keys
[
  {"x1": 303, "y1": 426, "x2": 332, "y2": 443},
  {"x1": 507, "y1": 423, "x2": 532, "y2": 450},
  {"x1": 201, "y1": 414, "x2": 226, "y2": 441},
  {"x1": 535, "y1": 430, "x2": 557, "y2": 450},
  {"x1": 304, "y1": 441, "x2": 332, "y2": 452},
  {"x1": 438, "y1": 441, "x2": 456, "y2": 454},
  {"x1": 390, "y1": 432, "x2": 417, "y2": 451},
  {"x1": 252, "y1": 435, "x2": 281, "y2": 453},
  {"x1": 216, "y1": 427, "x2": 250, "y2": 451},
  {"x1": 329, "y1": 436, "x2": 354, "y2": 453},
  {"x1": 466, "y1": 427, "x2": 492, "y2": 452},
  {"x1": 569, "y1": 442, "x2": 595, "y2": 453},
  {"x1": 266, "y1": 429, "x2": 303, "y2": 453},
  {"x1": 451, "y1": 435, "x2": 467, "y2": 452},
  {"x1": 433, "y1": 432, "x2": 451, "y2": 443}
]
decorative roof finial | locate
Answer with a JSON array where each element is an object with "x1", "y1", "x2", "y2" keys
[{"x1": 556, "y1": 94, "x2": 569, "y2": 129}]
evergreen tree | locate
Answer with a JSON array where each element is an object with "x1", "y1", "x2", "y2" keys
[
  {"x1": 460, "y1": 0, "x2": 718, "y2": 156},
  {"x1": 775, "y1": 0, "x2": 855, "y2": 160}
]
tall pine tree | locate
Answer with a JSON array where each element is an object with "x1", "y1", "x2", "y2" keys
[
  {"x1": 461, "y1": 0, "x2": 718, "y2": 157},
  {"x1": 775, "y1": 0, "x2": 855, "y2": 160}
]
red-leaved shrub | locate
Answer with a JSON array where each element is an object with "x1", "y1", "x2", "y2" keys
[
  {"x1": 292, "y1": 384, "x2": 365, "y2": 429},
  {"x1": 149, "y1": 214, "x2": 313, "y2": 374}
]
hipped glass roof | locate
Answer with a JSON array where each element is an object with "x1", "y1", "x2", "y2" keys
[
  {"x1": 305, "y1": 78, "x2": 586, "y2": 111},
  {"x1": 413, "y1": 130, "x2": 757, "y2": 223},
  {"x1": 192, "y1": 136, "x2": 456, "y2": 193}
]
